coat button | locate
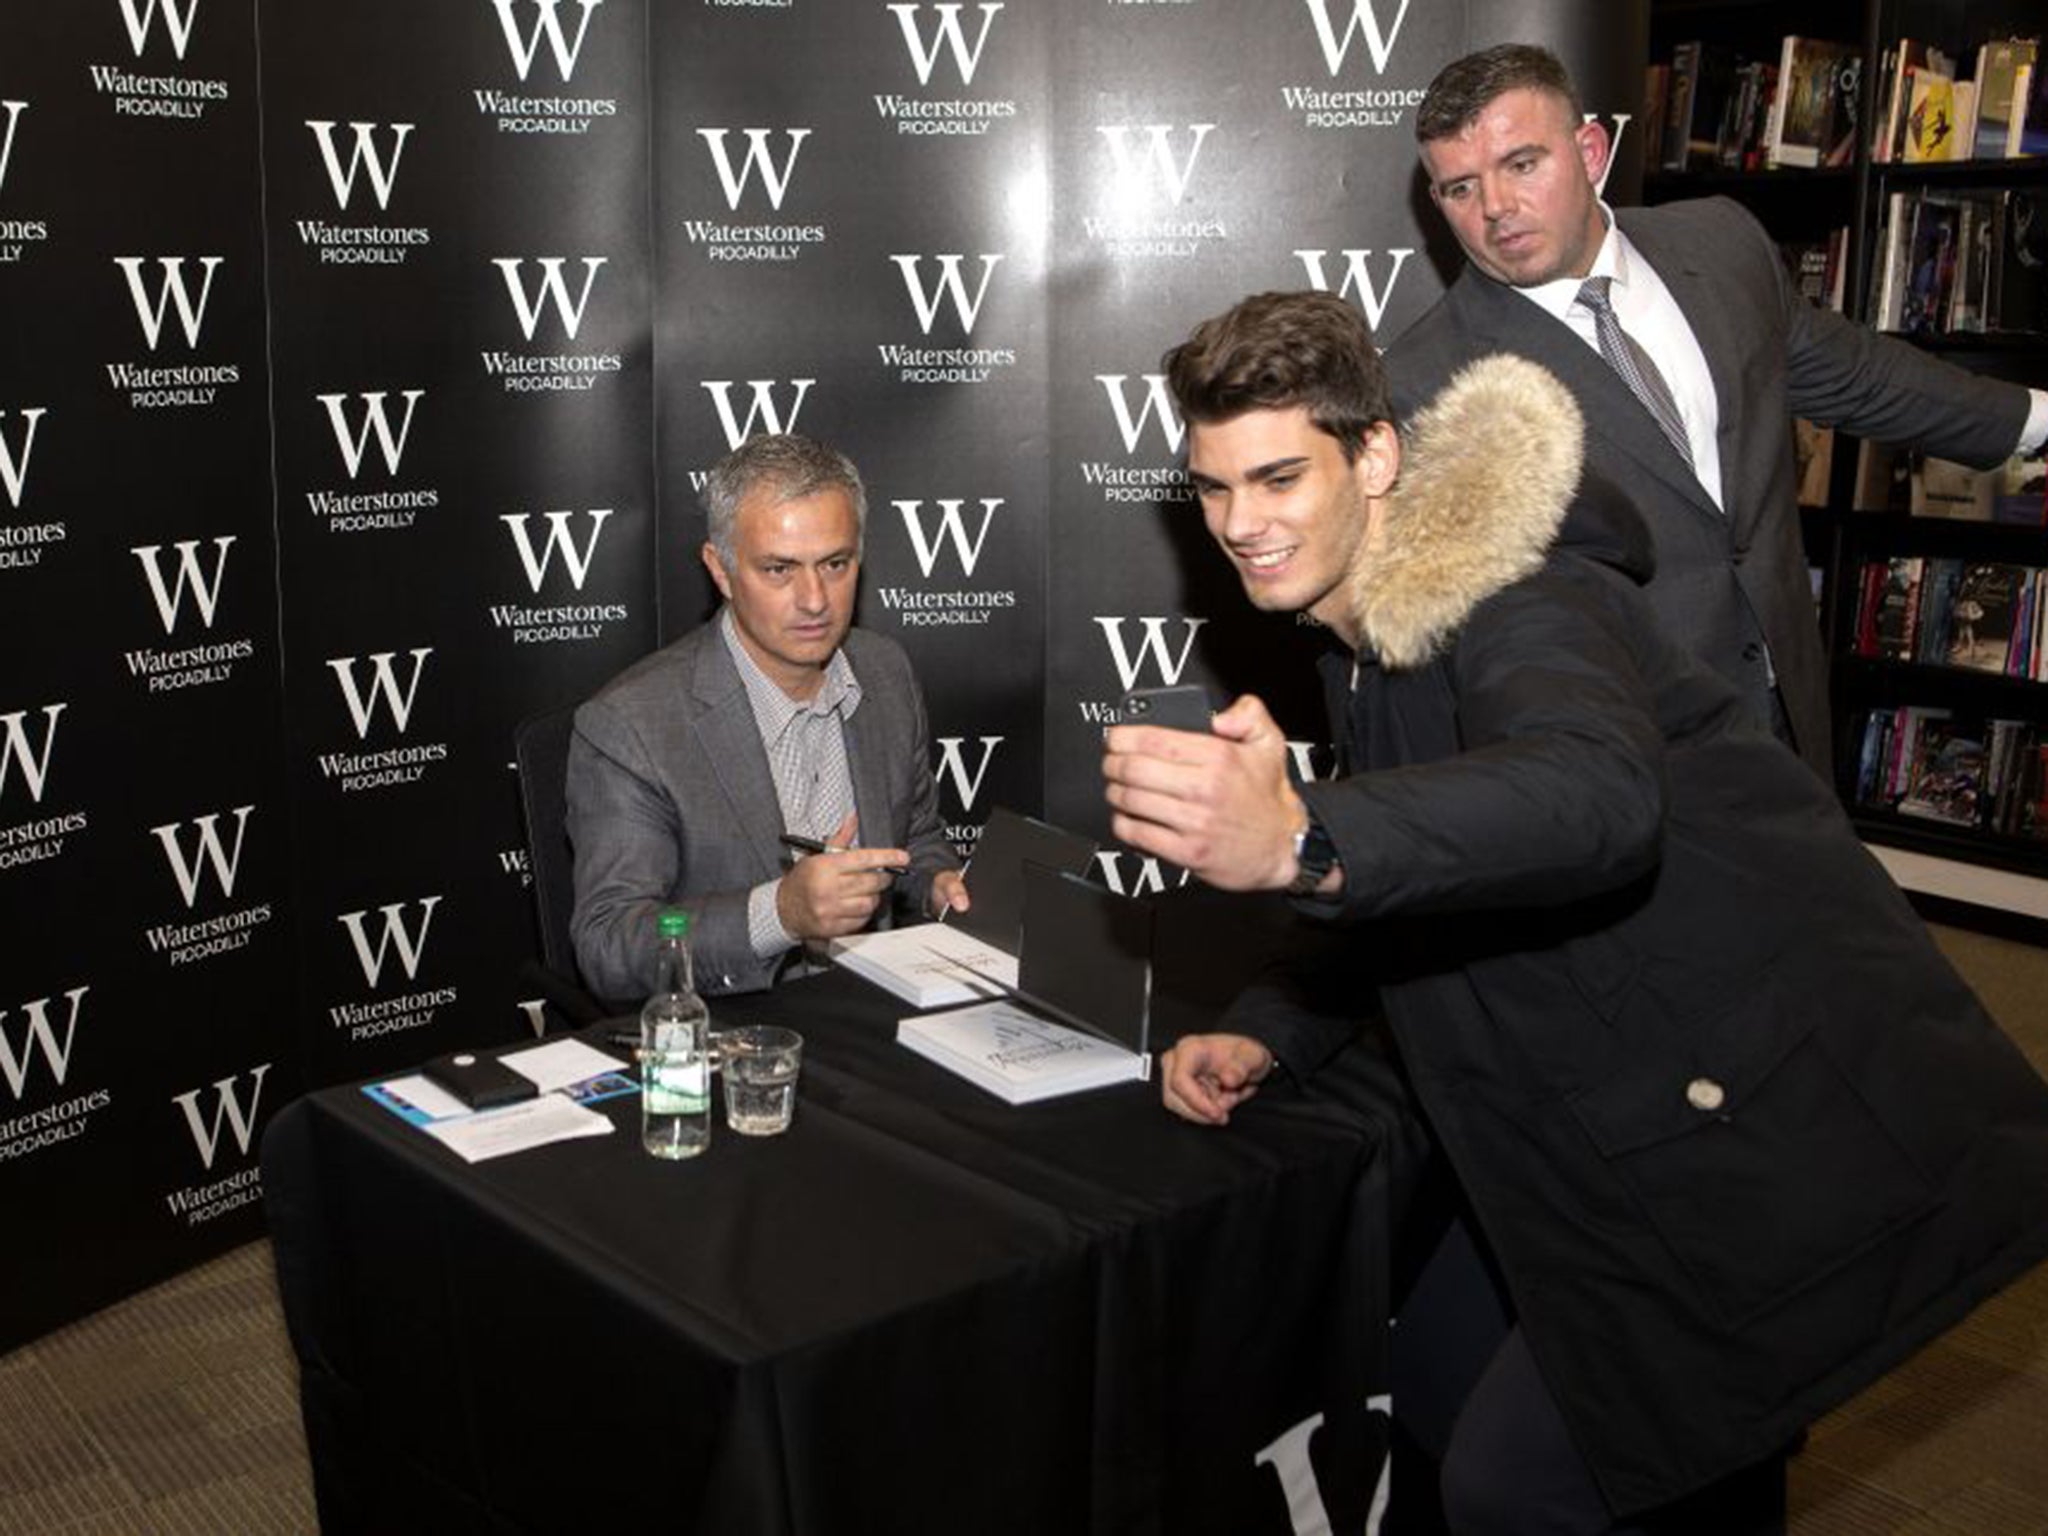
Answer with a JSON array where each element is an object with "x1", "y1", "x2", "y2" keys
[
  {"x1": 1741, "y1": 642, "x2": 1763, "y2": 662},
  {"x1": 1686, "y1": 1077, "x2": 1727, "y2": 1113}
]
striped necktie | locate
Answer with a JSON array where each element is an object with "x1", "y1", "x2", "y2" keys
[{"x1": 1577, "y1": 276, "x2": 1692, "y2": 470}]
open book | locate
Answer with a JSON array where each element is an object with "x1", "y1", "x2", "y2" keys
[
  {"x1": 829, "y1": 806, "x2": 1095, "y2": 1008},
  {"x1": 893, "y1": 862, "x2": 1155, "y2": 1105}
]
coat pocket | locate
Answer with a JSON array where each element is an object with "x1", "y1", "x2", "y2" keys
[{"x1": 1565, "y1": 987, "x2": 1938, "y2": 1328}]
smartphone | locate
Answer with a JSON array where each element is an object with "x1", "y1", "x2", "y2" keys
[
  {"x1": 1121, "y1": 684, "x2": 1213, "y2": 733},
  {"x1": 421, "y1": 1051, "x2": 539, "y2": 1111}
]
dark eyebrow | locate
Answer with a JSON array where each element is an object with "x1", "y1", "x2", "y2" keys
[{"x1": 1244, "y1": 456, "x2": 1310, "y2": 484}]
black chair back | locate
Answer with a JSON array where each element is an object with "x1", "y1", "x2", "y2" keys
[{"x1": 513, "y1": 704, "x2": 606, "y2": 1026}]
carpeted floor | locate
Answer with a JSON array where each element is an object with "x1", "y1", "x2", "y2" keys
[{"x1": 2, "y1": 921, "x2": 2044, "y2": 1534}]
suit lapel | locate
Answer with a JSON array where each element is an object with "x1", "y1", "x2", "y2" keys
[
  {"x1": 686, "y1": 626, "x2": 786, "y2": 873},
  {"x1": 1617, "y1": 209, "x2": 1753, "y2": 538},
  {"x1": 1447, "y1": 266, "x2": 1719, "y2": 526}
]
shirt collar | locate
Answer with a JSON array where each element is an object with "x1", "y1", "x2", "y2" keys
[
  {"x1": 1515, "y1": 202, "x2": 1633, "y2": 325},
  {"x1": 719, "y1": 607, "x2": 862, "y2": 742}
]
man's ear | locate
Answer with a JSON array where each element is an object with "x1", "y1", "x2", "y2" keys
[
  {"x1": 701, "y1": 542, "x2": 732, "y2": 601},
  {"x1": 1575, "y1": 116, "x2": 1611, "y2": 190},
  {"x1": 1356, "y1": 421, "x2": 1401, "y2": 497}
]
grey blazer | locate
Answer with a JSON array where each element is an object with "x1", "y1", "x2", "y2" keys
[
  {"x1": 566, "y1": 621, "x2": 958, "y2": 999},
  {"x1": 1387, "y1": 195, "x2": 2028, "y2": 780}
]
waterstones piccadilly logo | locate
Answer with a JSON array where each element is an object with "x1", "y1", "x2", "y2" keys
[
  {"x1": 475, "y1": 0, "x2": 617, "y2": 136},
  {"x1": 876, "y1": 4, "x2": 1016, "y2": 136},
  {"x1": 107, "y1": 257, "x2": 241, "y2": 411},
  {"x1": 1282, "y1": 0, "x2": 1425, "y2": 131},
  {"x1": 297, "y1": 121, "x2": 430, "y2": 267},
  {"x1": 1295, "y1": 246, "x2": 1414, "y2": 330},
  {"x1": 0, "y1": 986, "x2": 110, "y2": 1166},
  {"x1": 691, "y1": 379, "x2": 814, "y2": 493},
  {"x1": 1093, "y1": 850, "x2": 1190, "y2": 897},
  {"x1": 684, "y1": 128, "x2": 825, "y2": 265},
  {"x1": 318, "y1": 650, "x2": 451, "y2": 794},
  {"x1": 1, "y1": 407, "x2": 65, "y2": 574},
  {"x1": 145, "y1": 806, "x2": 274, "y2": 967},
  {"x1": 89, "y1": 0, "x2": 229, "y2": 122},
  {"x1": 492, "y1": 508, "x2": 628, "y2": 644},
  {"x1": 1081, "y1": 374, "x2": 1193, "y2": 509},
  {"x1": 331, "y1": 898, "x2": 457, "y2": 1042},
  {"x1": 880, "y1": 254, "x2": 1016, "y2": 386},
  {"x1": 164, "y1": 1065, "x2": 269, "y2": 1222},
  {"x1": 1, "y1": 101, "x2": 54, "y2": 267},
  {"x1": 0, "y1": 703, "x2": 87, "y2": 874},
  {"x1": 1075, "y1": 616, "x2": 1207, "y2": 722},
  {"x1": 873, "y1": 498, "x2": 1016, "y2": 630},
  {"x1": 933, "y1": 735, "x2": 1002, "y2": 857},
  {"x1": 1087, "y1": 125, "x2": 1225, "y2": 260},
  {"x1": 126, "y1": 537, "x2": 255, "y2": 694},
  {"x1": 310, "y1": 389, "x2": 438, "y2": 534},
  {"x1": 484, "y1": 256, "x2": 623, "y2": 393}
]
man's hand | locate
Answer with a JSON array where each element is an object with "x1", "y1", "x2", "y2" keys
[
  {"x1": 928, "y1": 869, "x2": 970, "y2": 920},
  {"x1": 1102, "y1": 694, "x2": 1307, "y2": 892},
  {"x1": 1160, "y1": 1033, "x2": 1276, "y2": 1126},
  {"x1": 776, "y1": 813, "x2": 907, "y2": 941}
]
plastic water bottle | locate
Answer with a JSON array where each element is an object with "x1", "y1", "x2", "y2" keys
[{"x1": 640, "y1": 908, "x2": 710, "y2": 1159}]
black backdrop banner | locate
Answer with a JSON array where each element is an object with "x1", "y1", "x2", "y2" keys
[{"x1": 0, "y1": 0, "x2": 1645, "y2": 1386}]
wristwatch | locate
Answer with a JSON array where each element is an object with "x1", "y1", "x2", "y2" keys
[{"x1": 1287, "y1": 809, "x2": 1338, "y2": 897}]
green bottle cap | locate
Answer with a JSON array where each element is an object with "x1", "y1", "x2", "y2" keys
[{"x1": 656, "y1": 909, "x2": 689, "y2": 939}]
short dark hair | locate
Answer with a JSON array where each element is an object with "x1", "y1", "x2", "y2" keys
[
  {"x1": 1161, "y1": 291, "x2": 1389, "y2": 460},
  {"x1": 1415, "y1": 44, "x2": 1583, "y2": 144},
  {"x1": 702, "y1": 432, "x2": 866, "y2": 568}
]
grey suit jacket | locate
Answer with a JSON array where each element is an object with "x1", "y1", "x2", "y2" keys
[
  {"x1": 566, "y1": 621, "x2": 958, "y2": 999},
  {"x1": 1387, "y1": 196, "x2": 2029, "y2": 780}
]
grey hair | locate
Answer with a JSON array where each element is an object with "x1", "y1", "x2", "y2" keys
[{"x1": 701, "y1": 433, "x2": 868, "y2": 568}]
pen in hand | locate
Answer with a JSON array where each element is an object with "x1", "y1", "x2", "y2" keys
[{"x1": 779, "y1": 832, "x2": 906, "y2": 876}]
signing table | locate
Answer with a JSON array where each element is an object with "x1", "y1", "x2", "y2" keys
[{"x1": 263, "y1": 906, "x2": 1418, "y2": 1535}]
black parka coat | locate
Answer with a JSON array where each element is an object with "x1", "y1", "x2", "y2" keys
[{"x1": 1257, "y1": 356, "x2": 2048, "y2": 1516}]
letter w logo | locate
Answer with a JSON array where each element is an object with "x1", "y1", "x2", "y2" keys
[
  {"x1": 326, "y1": 649, "x2": 431, "y2": 738},
  {"x1": 117, "y1": 0, "x2": 200, "y2": 60},
  {"x1": 0, "y1": 407, "x2": 45, "y2": 509},
  {"x1": 0, "y1": 987, "x2": 89, "y2": 1100},
  {"x1": 888, "y1": 3, "x2": 1001, "y2": 87},
  {"x1": 0, "y1": 101, "x2": 24, "y2": 195},
  {"x1": 489, "y1": 0, "x2": 600, "y2": 83},
  {"x1": 0, "y1": 704, "x2": 64, "y2": 804},
  {"x1": 493, "y1": 256, "x2": 606, "y2": 342},
  {"x1": 337, "y1": 898, "x2": 441, "y2": 988},
  {"x1": 701, "y1": 379, "x2": 814, "y2": 450},
  {"x1": 1301, "y1": 0, "x2": 1411, "y2": 76},
  {"x1": 500, "y1": 508, "x2": 612, "y2": 592},
  {"x1": 1294, "y1": 248, "x2": 1414, "y2": 329},
  {"x1": 1096, "y1": 124, "x2": 1215, "y2": 206},
  {"x1": 170, "y1": 1065, "x2": 272, "y2": 1171},
  {"x1": 305, "y1": 120, "x2": 414, "y2": 212},
  {"x1": 697, "y1": 128, "x2": 809, "y2": 212},
  {"x1": 114, "y1": 257, "x2": 222, "y2": 351},
  {"x1": 1092, "y1": 851, "x2": 1189, "y2": 897},
  {"x1": 150, "y1": 805, "x2": 254, "y2": 908},
  {"x1": 1095, "y1": 374, "x2": 1184, "y2": 456},
  {"x1": 131, "y1": 537, "x2": 234, "y2": 633},
  {"x1": 933, "y1": 736, "x2": 1003, "y2": 814},
  {"x1": 891, "y1": 253, "x2": 1002, "y2": 335},
  {"x1": 317, "y1": 390, "x2": 424, "y2": 479},
  {"x1": 896, "y1": 498, "x2": 998, "y2": 579},
  {"x1": 1094, "y1": 616, "x2": 1207, "y2": 691}
]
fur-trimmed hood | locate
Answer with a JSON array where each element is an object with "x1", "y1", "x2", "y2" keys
[{"x1": 1349, "y1": 353, "x2": 1652, "y2": 670}]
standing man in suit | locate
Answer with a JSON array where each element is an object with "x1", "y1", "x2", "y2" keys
[
  {"x1": 1391, "y1": 44, "x2": 2048, "y2": 778},
  {"x1": 568, "y1": 433, "x2": 965, "y2": 999}
]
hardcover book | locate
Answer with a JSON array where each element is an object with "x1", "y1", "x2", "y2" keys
[{"x1": 895, "y1": 1000, "x2": 1149, "y2": 1105}]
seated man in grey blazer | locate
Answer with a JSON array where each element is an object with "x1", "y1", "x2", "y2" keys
[{"x1": 567, "y1": 433, "x2": 966, "y2": 999}]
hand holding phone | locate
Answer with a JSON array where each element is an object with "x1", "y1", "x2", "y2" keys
[{"x1": 1120, "y1": 684, "x2": 1213, "y2": 734}]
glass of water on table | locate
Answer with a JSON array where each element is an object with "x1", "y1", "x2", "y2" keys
[{"x1": 721, "y1": 1025, "x2": 803, "y2": 1135}]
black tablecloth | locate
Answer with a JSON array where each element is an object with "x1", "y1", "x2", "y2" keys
[{"x1": 264, "y1": 929, "x2": 1418, "y2": 1536}]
